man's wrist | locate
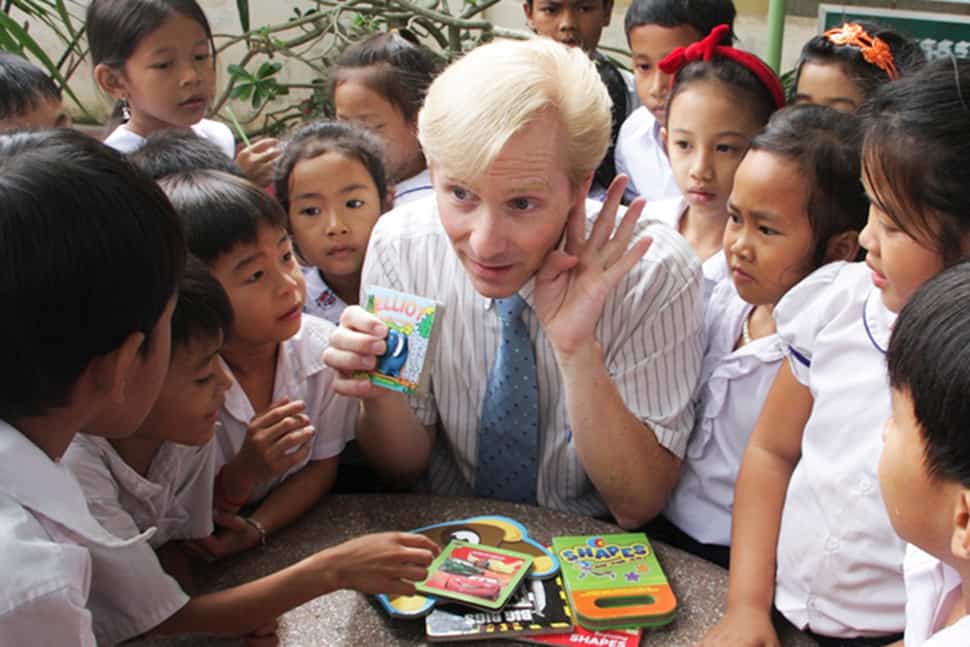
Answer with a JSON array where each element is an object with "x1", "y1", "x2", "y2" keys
[{"x1": 552, "y1": 338, "x2": 604, "y2": 372}]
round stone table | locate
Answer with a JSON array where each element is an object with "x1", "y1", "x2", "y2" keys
[{"x1": 132, "y1": 493, "x2": 818, "y2": 646}]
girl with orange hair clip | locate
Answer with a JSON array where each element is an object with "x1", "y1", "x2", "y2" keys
[{"x1": 793, "y1": 21, "x2": 924, "y2": 113}]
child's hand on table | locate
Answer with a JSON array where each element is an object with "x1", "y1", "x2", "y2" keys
[
  {"x1": 322, "y1": 532, "x2": 440, "y2": 596},
  {"x1": 183, "y1": 508, "x2": 263, "y2": 561},
  {"x1": 236, "y1": 138, "x2": 281, "y2": 187},
  {"x1": 698, "y1": 605, "x2": 780, "y2": 647},
  {"x1": 243, "y1": 619, "x2": 279, "y2": 647}
]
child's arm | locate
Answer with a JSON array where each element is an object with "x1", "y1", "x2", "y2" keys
[
  {"x1": 151, "y1": 531, "x2": 439, "y2": 638},
  {"x1": 699, "y1": 362, "x2": 813, "y2": 647},
  {"x1": 194, "y1": 457, "x2": 337, "y2": 560}
]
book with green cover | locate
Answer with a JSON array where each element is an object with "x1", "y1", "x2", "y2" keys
[{"x1": 552, "y1": 533, "x2": 677, "y2": 630}]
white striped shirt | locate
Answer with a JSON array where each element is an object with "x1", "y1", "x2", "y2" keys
[{"x1": 362, "y1": 194, "x2": 704, "y2": 516}]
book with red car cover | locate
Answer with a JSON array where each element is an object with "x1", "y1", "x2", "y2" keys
[
  {"x1": 425, "y1": 575, "x2": 573, "y2": 641},
  {"x1": 552, "y1": 533, "x2": 676, "y2": 630},
  {"x1": 416, "y1": 541, "x2": 534, "y2": 611}
]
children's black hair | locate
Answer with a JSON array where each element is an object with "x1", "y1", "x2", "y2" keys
[
  {"x1": 275, "y1": 120, "x2": 389, "y2": 214},
  {"x1": 128, "y1": 129, "x2": 243, "y2": 180},
  {"x1": 748, "y1": 104, "x2": 867, "y2": 267},
  {"x1": 332, "y1": 30, "x2": 443, "y2": 125},
  {"x1": 0, "y1": 129, "x2": 185, "y2": 422},
  {"x1": 86, "y1": 0, "x2": 213, "y2": 69},
  {"x1": 860, "y1": 58, "x2": 970, "y2": 267},
  {"x1": 624, "y1": 0, "x2": 736, "y2": 42},
  {"x1": 0, "y1": 52, "x2": 62, "y2": 122},
  {"x1": 888, "y1": 261, "x2": 970, "y2": 487},
  {"x1": 666, "y1": 56, "x2": 778, "y2": 133},
  {"x1": 171, "y1": 255, "x2": 233, "y2": 350},
  {"x1": 794, "y1": 22, "x2": 925, "y2": 102},
  {"x1": 160, "y1": 170, "x2": 286, "y2": 264}
]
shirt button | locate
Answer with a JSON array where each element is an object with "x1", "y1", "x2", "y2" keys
[
  {"x1": 824, "y1": 536, "x2": 840, "y2": 553},
  {"x1": 807, "y1": 595, "x2": 816, "y2": 609},
  {"x1": 858, "y1": 476, "x2": 872, "y2": 493}
]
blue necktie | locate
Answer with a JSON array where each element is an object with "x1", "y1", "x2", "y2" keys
[{"x1": 476, "y1": 295, "x2": 539, "y2": 503}]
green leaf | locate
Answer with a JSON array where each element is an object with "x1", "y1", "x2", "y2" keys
[
  {"x1": 226, "y1": 63, "x2": 255, "y2": 82},
  {"x1": 235, "y1": 0, "x2": 250, "y2": 32},
  {"x1": 256, "y1": 61, "x2": 281, "y2": 79},
  {"x1": 230, "y1": 84, "x2": 253, "y2": 101}
]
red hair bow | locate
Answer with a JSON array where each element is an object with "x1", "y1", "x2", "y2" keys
[{"x1": 658, "y1": 24, "x2": 786, "y2": 110}]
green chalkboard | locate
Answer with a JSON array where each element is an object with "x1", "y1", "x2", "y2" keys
[{"x1": 820, "y1": 4, "x2": 970, "y2": 60}]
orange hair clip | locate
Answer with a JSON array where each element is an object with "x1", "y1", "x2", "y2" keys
[{"x1": 823, "y1": 23, "x2": 899, "y2": 81}]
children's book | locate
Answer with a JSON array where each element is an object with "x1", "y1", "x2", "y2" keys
[
  {"x1": 363, "y1": 286, "x2": 442, "y2": 394},
  {"x1": 377, "y1": 515, "x2": 560, "y2": 619},
  {"x1": 524, "y1": 626, "x2": 643, "y2": 647},
  {"x1": 425, "y1": 576, "x2": 573, "y2": 641},
  {"x1": 417, "y1": 541, "x2": 533, "y2": 612},
  {"x1": 552, "y1": 533, "x2": 676, "y2": 630}
]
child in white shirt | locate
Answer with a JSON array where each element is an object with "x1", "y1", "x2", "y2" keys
[
  {"x1": 659, "y1": 105, "x2": 867, "y2": 568},
  {"x1": 615, "y1": 0, "x2": 736, "y2": 203},
  {"x1": 880, "y1": 263, "x2": 970, "y2": 647},
  {"x1": 66, "y1": 259, "x2": 439, "y2": 644},
  {"x1": 275, "y1": 120, "x2": 394, "y2": 325},
  {"x1": 639, "y1": 24, "x2": 784, "y2": 303},
  {"x1": 86, "y1": 0, "x2": 280, "y2": 186},
  {"x1": 161, "y1": 170, "x2": 358, "y2": 561},
  {"x1": 0, "y1": 129, "x2": 184, "y2": 645},
  {"x1": 702, "y1": 59, "x2": 970, "y2": 647},
  {"x1": 331, "y1": 30, "x2": 441, "y2": 206}
]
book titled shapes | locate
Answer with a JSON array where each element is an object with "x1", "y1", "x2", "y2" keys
[
  {"x1": 363, "y1": 286, "x2": 442, "y2": 394},
  {"x1": 552, "y1": 533, "x2": 677, "y2": 630}
]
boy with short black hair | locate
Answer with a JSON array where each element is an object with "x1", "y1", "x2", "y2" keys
[
  {"x1": 881, "y1": 261, "x2": 970, "y2": 646},
  {"x1": 0, "y1": 128, "x2": 184, "y2": 644},
  {"x1": 160, "y1": 170, "x2": 357, "y2": 560},
  {"x1": 615, "y1": 0, "x2": 735, "y2": 202},
  {"x1": 0, "y1": 52, "x2": 71, "y2": 130},
  {"x1": 128, "y1": 129, "x2": 245, "y2": 180},
  {"x1": 522, "y1": 0, "x2": 638, "y2": 200}
]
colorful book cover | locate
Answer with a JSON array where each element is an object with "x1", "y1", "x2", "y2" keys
[
  {"x1": 363, "y1": 286, "x2": 442, "y2": 394},
  {"x1": 425, "y1": 576, "x2": 573, "y2": 641},
  {"x1": 552, "y1": 533, "x2": 677, "y2": 630},
  {"x1": 417, "y1": 541, "x2": 533, "y2": 612}
]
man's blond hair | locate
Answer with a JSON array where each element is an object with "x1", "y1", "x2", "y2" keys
[{"x1": 417, "y1": 37, "x2": 612, "y2": 186}]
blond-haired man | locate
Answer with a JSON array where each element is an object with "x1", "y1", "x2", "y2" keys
[{"x1": 324, "y1": 37, "x2": 702, "y2": 528}]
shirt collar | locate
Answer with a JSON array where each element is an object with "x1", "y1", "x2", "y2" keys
[
  {"x1": 483, "y1": 277, "x2": 537, "y2": 313},
  {"x1": 863, "y1": 288, "x2": 897, "y2": 353},
  {"x1": 221, "y1": 317, "x2": 327, "y2": 423},
  {"x1": 0, "y1": 421, "x2": 152, "y2": 547}
]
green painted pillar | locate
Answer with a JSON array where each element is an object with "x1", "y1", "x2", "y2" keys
[{"x1": 766, "y1": 0, "x2": 786, "y2": 73}]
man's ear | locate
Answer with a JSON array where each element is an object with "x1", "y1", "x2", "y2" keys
[
  {"x1": 94, "y1": 63, "x2": 128, "y2": 100},
  {"x1": 93, "y1": 331, "x2": 146, "y2": 404},
  {"x1": 951, "y1": 490, "x2": 970, "y2": 561},
  {"x1": 522, "y1": 1, "x2": 536, "y2": 30},
  {"x1": 823, "y1": 230, "x2": 860, "y2": 263}
]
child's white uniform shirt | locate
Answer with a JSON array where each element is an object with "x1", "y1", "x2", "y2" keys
[
  {"x1": 213, "y1": 315, "x2": 357, "y2": 503},
  {"x1": 903, "y1": 544, "x2": 970, "y2": 646},
  {"x1": 614, "y1": 106, "x2": 681, "y2": 204},
  {"x1": 103, "y1": 118, "x2": 236, "y2": 158},
  {"x1": 62, "y1": 434, "x2": 216, "y2": 644},
  {"x1": 642, "y1": 196, "x2": 728, "y2": 304},
  {"x1": 0, "y1": 420, "x2": 154, "y2": 646},
  {"x1": 773, "y1": 261, "x2": 906, "y2": 637},
  {"x1": 302, "y1": 266, "x2": 348, "y2": 325},
  {"x1": 393, "y1": 168, "x2": 433, "y2": 207},
  {"x1": 664, "y1": 277, "x2": 785, "y2": 545}
]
